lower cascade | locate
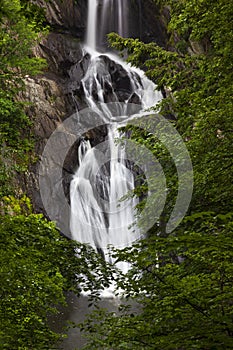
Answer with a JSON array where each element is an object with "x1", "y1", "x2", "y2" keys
[{"x1": 69, "y1": 0, "x2": 162, "y2": 273}]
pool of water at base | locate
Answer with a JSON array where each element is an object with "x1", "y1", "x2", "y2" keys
[{"x1": 50, "y1": 292, "x2": 136, "y2": 349}]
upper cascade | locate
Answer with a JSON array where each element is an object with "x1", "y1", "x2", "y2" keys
[{"x1": 86, "y1": 0, "x2": 129, "y2": 51}]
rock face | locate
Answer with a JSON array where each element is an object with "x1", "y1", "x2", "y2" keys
[
  {"x1": 32, "y1": 0, "x2": 87, "y2": 38},
  {"x1": 127, "y1": 0, "x2": 168, "y2": 47},
  {"x1": 140, "y1": 1, "x2": 169, "y2": 47},
  {"x1": 23, "y1": 30, "x2": 85, "y2": 213},
  {"x1": 23, "y1": 0, "x2": 168, "y2": 215}
]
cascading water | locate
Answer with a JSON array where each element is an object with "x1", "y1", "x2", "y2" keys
[{"x1": 70, "y1": 0, "x2": 162, "y2": 276}]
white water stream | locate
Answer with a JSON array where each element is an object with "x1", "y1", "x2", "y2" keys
[{"x1": 70, "y1": 0, "x2": 162, "y2": 276}]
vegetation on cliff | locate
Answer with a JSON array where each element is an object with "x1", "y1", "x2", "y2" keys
[{"x1": 0, "y1": 0, "x2": 46, "y2": 196}]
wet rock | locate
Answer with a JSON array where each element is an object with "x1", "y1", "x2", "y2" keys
[
  {"x1": 68, "y1": 52, "x2": 91, "y2": 82},
  {"x1": 128, "y1": 92, "x2": 141, "y2": 105},
  {"x1": 101, "y1": 55, "x2": 141, "y2": 100}
]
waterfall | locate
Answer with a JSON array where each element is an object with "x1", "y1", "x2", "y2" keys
[{"x1": 70, "y1": 0, "x2": 162, "y2": 275}]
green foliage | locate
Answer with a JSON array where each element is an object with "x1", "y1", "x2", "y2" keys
[
  {"x1": 108, "y1": 0, "x2": 233, "y2": 214},
  {"x1": 20, "y1": 0, "x2": 47, "y2": 31},
  {"x1": 0, "y1": 213, "x2": 114, "y2": 349},
  {"x1": 120, "y1": 118, "x2": 179, "y2": 234},
  {"x1": 0, "y1": 0, "x2": 47, "y2": 80},
  {"x1": 2, "y1": 194, "x2": 32, "y2": 215},
  {"x1": 0, "y1": 214, "x2": 66, "y2": 349},
  {"x1": 82, "y1": 214, "x2": 233, "y2": 349}
]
